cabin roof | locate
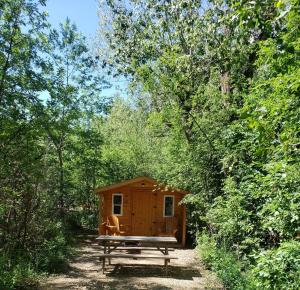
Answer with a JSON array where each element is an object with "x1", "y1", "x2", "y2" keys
[{"x1": 95, "y1": 176, "x2": 187, "y2": 195}]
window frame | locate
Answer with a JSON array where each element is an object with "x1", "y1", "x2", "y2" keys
[
  {"x1": 163, "y1": 195, "x2": 174, "y2": 217},
  {"x1": 112, "y1": 193, "x2": 123, "y2": 216}
]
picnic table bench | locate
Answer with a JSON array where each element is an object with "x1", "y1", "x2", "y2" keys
[{"x1": 96, "y1": 235, "x2": 178, "y2": 273}]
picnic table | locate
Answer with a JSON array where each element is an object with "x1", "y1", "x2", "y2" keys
[{"x1": 96, "y1": 235, "x2": 178, "y2": 272}]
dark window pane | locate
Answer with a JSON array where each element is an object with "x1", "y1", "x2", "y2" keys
[
  {"x1": 165, "y1": 196, "x2": 173, "y2": 216},
  {"x1": 113, "y1": 205, "x2": 121, "y2": 215},
  {"x1": 113, "y1": 195, "x2": 122, "y2": 205}
]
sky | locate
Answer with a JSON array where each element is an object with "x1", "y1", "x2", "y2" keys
[
  {"x1": 46, "y1": 0, "x2": 98, "y2": 38},
  {"x1": 44, "y1": 0, "x2": 128, "y2": 98}
]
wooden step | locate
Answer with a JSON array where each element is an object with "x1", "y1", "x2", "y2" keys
[{"x1": 99, "y1": 253, "x2": 177, "y2": 259}]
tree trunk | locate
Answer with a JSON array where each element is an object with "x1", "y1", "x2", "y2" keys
[{"x1": 57, "y1": 147, "x2": 65, "y2": 217}]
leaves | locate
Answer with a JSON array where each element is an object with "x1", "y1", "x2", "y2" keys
[{"x1": 97, "y1": 0, "x2": 300, "y2": 288}]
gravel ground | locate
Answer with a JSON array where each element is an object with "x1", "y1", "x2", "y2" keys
[{"x1": 39, "y1": 235, "x2": 222, "y2": 290}]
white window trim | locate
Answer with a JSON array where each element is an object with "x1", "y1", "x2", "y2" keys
[
  {"x1": 163, "y1": 195, "x2": 174, "y2": 217},
  {"x1": 112, "y1": 193, "x2": 123, "y2": 216}
]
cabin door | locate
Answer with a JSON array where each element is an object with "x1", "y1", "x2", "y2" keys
[{"x1": 131, "y1": 190, "x2": 154, "y2": 236}]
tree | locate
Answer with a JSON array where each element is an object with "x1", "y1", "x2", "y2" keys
[
  {"x1": 99, "y1": 98, "x2": 165, "y2": 181},
  {"x1": 97, "y1": 0, "x2": 300, "y2": 288},
  {"x1": 209, "y1": 0, "x2": 300, "y2": 252},
  {"x1": 36, "y1": 18, "x2": 109, "y2": 216},
  {"x1": 0, "y1": 4, "x2": 110, "y2": 288},
  {"x1": 0, "y1": 0, "x2": 47, "y2": 250}
]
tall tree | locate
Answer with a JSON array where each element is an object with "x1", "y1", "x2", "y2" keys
[
  {"x1": 0, "y1": 0, "x2": 48, "y2": 249},
  {"x1": 36, "y1": 19, "x2": 109, "y2": 216}
]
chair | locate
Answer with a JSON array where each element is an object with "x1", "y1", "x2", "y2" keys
[
  {"x1": 158, "y1": 217, "x2": 178, "y2": 238},
  {"x1": 100, "y1": 221, "x2": 107, "y2": 235},
  {"x1": 101, "y1": 215, "x2": 125, "y2": 235}
]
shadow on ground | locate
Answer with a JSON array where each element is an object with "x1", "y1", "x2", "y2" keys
[
  {"x1": 86, "y1": 280, "x2": 173, "y2": 290},
  {"x1": 106, "y1": 264, "x2": 201, "y2": 280}
]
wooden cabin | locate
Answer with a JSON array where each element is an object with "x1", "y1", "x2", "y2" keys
[{"x1": 96, "y1": 176, "x2": 187, "y2": 246}]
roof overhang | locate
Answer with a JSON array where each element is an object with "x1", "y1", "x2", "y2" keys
[{"x1": 95, "y1": 176, "x2": 188, "y2": 195}]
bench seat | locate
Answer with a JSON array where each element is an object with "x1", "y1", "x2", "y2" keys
[
  {"x1": 99, "y1": 253, "x2": 177, "y2": 259},
  {"x1": 99, "y1": 246, "x2": 175, "y2": 251}
]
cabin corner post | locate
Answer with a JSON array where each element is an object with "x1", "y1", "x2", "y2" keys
[
  {"x1": 182, "y1": 205, "x2": 186, "y2": 247},
  {"x1": 98, "y1": 194, "x2": 103, "y2": 235}
]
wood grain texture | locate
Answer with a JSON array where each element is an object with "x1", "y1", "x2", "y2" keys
[
  {"x1": 98, "y1": 253, "x2": 177, "y2": 259},
  {"x1": 96, "y1": 235, "x2": 177, "y2": 243},
  {"x1": 97, "y1": 176, "x2": 187, "y2": 246}
]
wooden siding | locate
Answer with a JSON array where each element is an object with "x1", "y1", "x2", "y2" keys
[{"x1": 98, "y1": 177, "x2": 186, "y2": 246}]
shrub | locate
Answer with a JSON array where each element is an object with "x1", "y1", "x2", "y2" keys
[
  {"x1": 197, "y1": 234, "x2": 252, "y2": 290},
  {"x1": 35, "y1": 222, "x2": 72, "y2": 273},
  {"x1": 66, "y1": 209, "x2": 98, "y2": 231},
  {"x1": 0, "y1": 221, "x2": 73, "y2": 289},
  {"x1": 0, "y1": 254, "x2": 39, "y2": 290},
  {"x1": 251, "y1": 241, "x2": 300, "y2": 290},
  {"x1": 11, "y1": 262, "x2": 40, "y2": 290},
  {"x1": 36, "y1": 236, "x2": 70, "y2": 273},
  {"x1": 0, "y1": 253, "x2": 12, "y2": 290}
]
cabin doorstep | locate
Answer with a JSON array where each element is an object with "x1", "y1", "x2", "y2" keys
[{"x1": 95, "y1": 176, "x2": 187, "y2": 247}]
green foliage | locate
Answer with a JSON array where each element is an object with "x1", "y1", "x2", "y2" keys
[
  {"x1": 198, "y1": 237, "x2": 300, "y2": 290},
  {"x1": 37, "y1": 236, "x2": 70, "y2": 273},
  {"x1": 0, "y1": 220, "x2": 71, "y2": 288},
  {"x1": 0, "y1": 221, "x2": 73, "y2": 289},
  {"x1": 210, "y1": 0, "x2": 300, "y2": 253},
  {"x1": 100, "y1": 98, "x2": 167, "y2": 181},
  {"x1": 197, "y1": 234, "x2": 251, "y2": 290},
  {"x1": 98, "y1": 0, "x2": 300, "y2": 289},
  {"x1": 35, "y1": 18, "x2": 109, "y2": 218},
  {"x1": 0, "y1": 0, "x2": 299, "y2": 289},
  {"x1": 0, "y1": 1, "x2": 109, "y2": 288},
  {"x1": 34, "y1": 221, "x2": 72, "y2": 273},
  {"x1": 251, "y1": 241, "x2": 300, "y2": 289},
  {"x1": 0, "y1": 254, "x2": 40, "y2": 290}
]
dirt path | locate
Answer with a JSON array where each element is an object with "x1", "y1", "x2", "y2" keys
[{"x1": 39, "y1": 235, "x2": 221, "y2": 290}]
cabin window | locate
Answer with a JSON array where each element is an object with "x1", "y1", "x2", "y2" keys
[
  {"x1": 112, "y1": 193, "x2": 123, "y2": 216},
  {"x1": 164, "y1": 195, "x2": 174, "y2": 217}
]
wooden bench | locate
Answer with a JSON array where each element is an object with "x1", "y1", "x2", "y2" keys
[
  {"x1": 99, "y1": 253, "x2": 177, "y2": 272},
  {"x1": 99, "y1": 246, "x2": 175, "y2": 251},
  {"x1": 97, "y1": 235, "x2": 178, "y2": 273}
]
